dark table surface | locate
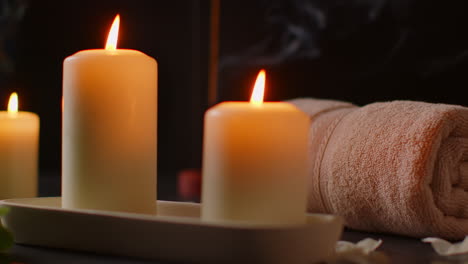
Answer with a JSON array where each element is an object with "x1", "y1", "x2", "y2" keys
[{"x1": 0, "y1": 173, "x2": 462, "y2": 264}]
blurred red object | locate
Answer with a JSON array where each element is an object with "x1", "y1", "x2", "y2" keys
[{"x1": 177, "y1": 168, "x2": 202, "y2": 201}]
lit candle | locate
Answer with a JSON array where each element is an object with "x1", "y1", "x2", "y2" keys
[
  {"x1": 62, "y1": 15, "x2": 157, "y2": 214},
  {"x1": 0, "y1": 93, "x2": 39, "y2": 199},
  {"x1": 201, "y1": 70, "x2": 309, "y2": 225}
]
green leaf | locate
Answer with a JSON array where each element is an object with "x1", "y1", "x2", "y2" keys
[
  {"x1": 0, "y1": 207, "x2": 9, "y2": 217},
  {"x1": 0, "y1": 227, "x2": 13, "y2": 252},
  {"x1": 0, "y1": 207, "x2": 13, "y2": 252}
]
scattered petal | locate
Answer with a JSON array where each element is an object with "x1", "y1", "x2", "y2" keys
[
  {"x1": 356, "y1": 238, "x2": 383, "y2": 255},
  {"x1": 330, "y1": 238, "x2": 389, "y2": 264},
  {"x1": 423, "y1": 236, "x2": 468, "y2": 256},
  {"x1": 336, "y1": 238, "x2": 383, "y2": 255}
]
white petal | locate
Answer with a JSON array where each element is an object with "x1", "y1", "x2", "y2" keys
[{"x1": 422, "y1": 236, "x2": 468, "y2": 256}]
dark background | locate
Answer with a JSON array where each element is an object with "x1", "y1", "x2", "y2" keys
[
  {"x1": 0, "y1": 0, "x2": 211, "y2": 195},
  {"x1": 218, "y1": 0, "x2": 468, "y2": 105},
  {"x1": 2, "y1": 0, "x2": 468, "y2": 197}
]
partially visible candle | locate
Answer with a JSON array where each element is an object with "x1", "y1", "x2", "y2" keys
[
  {"x1": 0, "y1": 93, "x2": 39, "y2": 199},
  {"x1": 62, "y1": 15, "x2": 157, "y2": 214},
  {"x1": 201, "y1": 70, "x2": 309, "y2": 226}
]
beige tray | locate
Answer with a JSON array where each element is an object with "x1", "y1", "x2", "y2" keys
[{"x1": 0, "y1": 197, "x2": 343, "y2": 264}]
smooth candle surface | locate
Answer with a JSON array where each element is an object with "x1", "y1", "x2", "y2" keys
[
  {"x1": 0, "y1": 111, "x2": 39, "y2": 199},
  {"x1": 62, "y1": 49, "x2": 157, "y2": 214},
  {"x1": 201, "y1": 102, "x2": 309, "y2": 226}
]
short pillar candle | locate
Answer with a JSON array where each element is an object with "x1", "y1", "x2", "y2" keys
[
  {"x1": 201, "y1": 70, "x2": 309, "y2": 225},
  {"x1": 0, "y1": 93, "x2": 39, "y2": 199}
]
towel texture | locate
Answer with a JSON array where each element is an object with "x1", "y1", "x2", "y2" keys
[{"x1": 289, "y1": 98, "x2": 468, "y2": 240}]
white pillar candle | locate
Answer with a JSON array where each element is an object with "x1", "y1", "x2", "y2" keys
[
  {"x1": 62, "y1": 15, "x2": 157, "y2": 214},
  {"x1": 0, "y1": 93, "x2": 39, "y2": 199},
  {"x1": 201, "y1": 70, "x2": 309, "y2": 225}
]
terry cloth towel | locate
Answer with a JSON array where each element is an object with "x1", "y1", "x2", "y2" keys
[{"x1": 289, "y1": 98, "x2": 468, "y2": 240}]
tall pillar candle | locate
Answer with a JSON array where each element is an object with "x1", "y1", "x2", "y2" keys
[
  {"x1": 201, "y1": 70, "x2": 309, "y2": 225},
  {"x1": 0, "y1": 93, "x2": 39, "y2": 199},
  {"x1": 62, "y1": 15, "x2": 157, "y2": 214}
]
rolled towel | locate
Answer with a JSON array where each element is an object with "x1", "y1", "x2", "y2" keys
[{"x1": 289, "y1": 98, "x2": 468, "y2": 240}]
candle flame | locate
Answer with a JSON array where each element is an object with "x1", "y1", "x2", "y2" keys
[
  {"x1": 8, "y1": 92, "x2": 18, "y2": 114},
  {"x1": 250, "y1": 70, "x2": 266, "y2": 105},
  {"x1": 105, "y1": 14, "x2": 120, "y2": 50}
]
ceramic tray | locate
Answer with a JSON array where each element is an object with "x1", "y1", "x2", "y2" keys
[{"x1": 0, "y1": 197, "x2": 343, "y2": 264}]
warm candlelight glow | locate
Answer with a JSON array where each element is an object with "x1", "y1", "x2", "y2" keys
[
  {"x1": 250, "y1": 70, "x2": 266, "y2": 105},
  {"x1": 63, "y1": 14, "x2": 158, "y2": 213},
  {"x1": 8, "y1": 92, "x2": 18, "y2": 114},
  {"x1": 202, "y1": 67, "x2": 309, "y2": 225},
  {"x1": 0, "y1": 90, "x2": 39, "y2": 199},
  {"x1": 105, "y1": 14, "x2": 120, "y2": 51}
]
